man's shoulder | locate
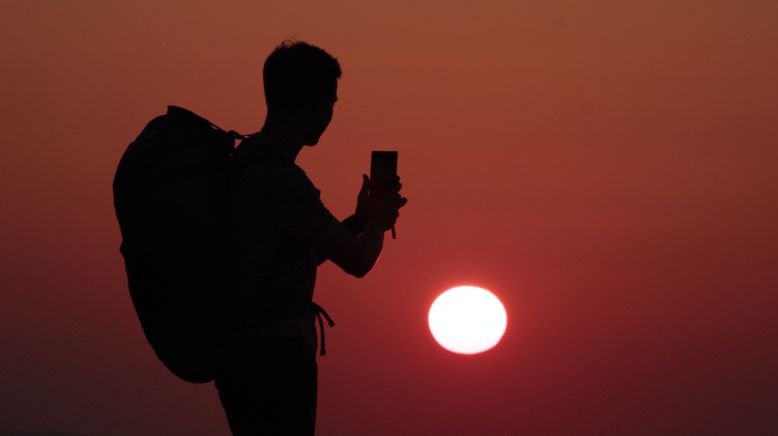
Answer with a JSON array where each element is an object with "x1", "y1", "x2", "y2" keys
[
  {"x1": 237, "y1": 160, "x2": 318, "y2": 195},
  {"x1": 232, "y1": 138, "x2": 319, "y2": 193},
  {"x1": 233, "y1": 136, "x2": 294, "y2": 175},
  {"x1": 240, "y1": 158, "x2": 293, "y2": 176}
]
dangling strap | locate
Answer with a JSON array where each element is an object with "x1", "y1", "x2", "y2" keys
[{"x1": 311, "y1": 302, "x2": 335, "y2": 356}]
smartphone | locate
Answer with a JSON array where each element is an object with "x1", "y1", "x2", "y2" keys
[
  {"x1": 370, "y1": 151, "x2": 399, "y2": 238},
  {"x1": 369, "y1": 151, "x2": 398, "y2": 199}
]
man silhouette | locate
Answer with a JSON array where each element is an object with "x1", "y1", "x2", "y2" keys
[{"x1": 215, "y1": 41, "x2": 407, "y2": 435}]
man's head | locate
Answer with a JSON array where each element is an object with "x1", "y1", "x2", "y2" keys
[{"x1": 263, "y1": 40, "x2": 341, "y2": 145}]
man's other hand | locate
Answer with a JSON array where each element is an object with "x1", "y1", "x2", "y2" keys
[{"x1": 367, "y1": 183, "x2": 407, "y2": 232}]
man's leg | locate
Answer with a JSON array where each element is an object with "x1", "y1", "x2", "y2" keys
[{"x1": 215, "y1": 337, "x2": 318, "y2": 436}]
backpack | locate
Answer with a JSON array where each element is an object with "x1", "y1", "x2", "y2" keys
[{"x1": 112, "y1": 106, "x2": 248, "y2": 383}]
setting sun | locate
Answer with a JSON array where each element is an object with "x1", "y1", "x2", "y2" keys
[{"x1": 428, "y1": 286, "x2": 507, "y2": 355}]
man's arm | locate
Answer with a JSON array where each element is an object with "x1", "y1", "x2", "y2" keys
[
  {"x1": 313, "y1": 186, "x2": 402, "y2": 277},
  {"x1": 316, "y1": 213, "x2": 367, "y2": 265},
  {"x1": 342, "y1": 213, "x2": 368, "y2": 235},
  {"x1": 313, "y1": 218, "x2": 385, "y2": 277},
  {"x1": 315, "y1": 174, "x2": 371, "y2": 266}
]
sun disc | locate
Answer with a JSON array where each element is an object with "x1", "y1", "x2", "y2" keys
[{"x1": 428, "y1": 286, "x2": 507, "y2": 354}]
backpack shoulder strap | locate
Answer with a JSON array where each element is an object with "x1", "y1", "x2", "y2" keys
[
  {"x1": 231, "y1": 135, "x2": 291, "y2": 171},
  {"x1": 166, "y1": 106, "x2": 248, "y2": 138},
  {"x1": 165, "y1": 106, "x2": 255, "y2": 148}
]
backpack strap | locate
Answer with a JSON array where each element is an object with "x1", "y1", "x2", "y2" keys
[
  {"x1": 230, "y1": 134, "x2": 292, "y2": 171},
  {"x1": 167, "y1": 105, "x2": 255, "y2": 142}
]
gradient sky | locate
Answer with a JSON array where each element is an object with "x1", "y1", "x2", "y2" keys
[{"x1": 1, "y1": 1, "x2": 777, "y2": 435}]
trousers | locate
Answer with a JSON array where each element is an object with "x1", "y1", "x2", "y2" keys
[{"x1": 215, "y1": 336, "x2": 318, "y2": 436}]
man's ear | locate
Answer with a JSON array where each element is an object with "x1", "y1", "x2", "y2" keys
[{"x1": 291, "y1": 99, "x2": 316, "y2": 122}]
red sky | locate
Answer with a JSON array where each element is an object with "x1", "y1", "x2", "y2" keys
[{"x1": 1, "y1": 1, "x2": 777, "y2": 435}]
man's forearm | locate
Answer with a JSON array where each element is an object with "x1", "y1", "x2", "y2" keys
[
  {"x1": 316, "y1": 213, "x2": 367, "y2": 266},
  {"x1": 354, "y1": 221, "x2": 385, "y2": 276},
  {"x1": 342, "y1": 213, "x2": 367, "y2": 236}
]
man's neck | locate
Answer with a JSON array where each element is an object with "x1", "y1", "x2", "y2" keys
[{"x1": 256, "y1": 123, "x2": 304, "y2": 163}]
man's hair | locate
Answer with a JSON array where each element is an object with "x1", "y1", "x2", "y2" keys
[{"x1": 263, "y1": 40, "x2": 342, "y2": 111}]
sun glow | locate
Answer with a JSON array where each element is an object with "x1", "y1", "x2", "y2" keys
[{"x1": 428, "y1": 286, "x2": 507, "y2": 355}]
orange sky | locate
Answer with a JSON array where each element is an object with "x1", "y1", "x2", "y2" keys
[{"x1": 1, "y1": 1, "x2": 777, "y2": 434}]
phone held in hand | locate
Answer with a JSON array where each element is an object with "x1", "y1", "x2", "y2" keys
[
  {"x1": 369, "y1": 151, "x2": 398, "y2": 199},
  {"x1": 370, "y1": 151, "x2": 399, "y2": 239}
]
